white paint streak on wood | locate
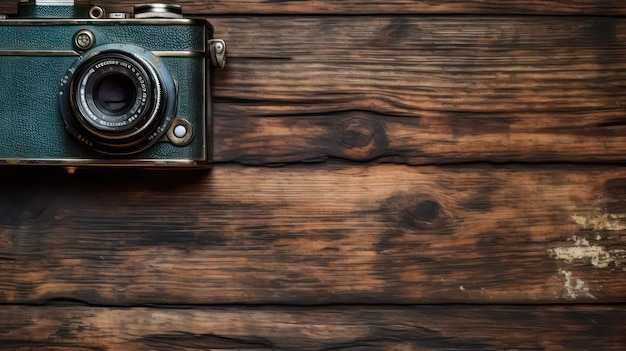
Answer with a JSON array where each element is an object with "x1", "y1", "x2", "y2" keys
[
  {"x1": 558, "y1": 269, "x2": 596, "y2": 300},
  {"x1": 550, "y1": 236, "x2": 623, "y2": 269},
  {"x1": 571, "y1": 213, "x2": 626, "y2": 231}
]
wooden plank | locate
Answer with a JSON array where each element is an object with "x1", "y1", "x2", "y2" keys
[
  {"x1": 208, "y1": 16, "x2": 626, "y2": 164},
  {"x1": 1, "y1": 305, "x2": 625, "y2": 350},
  {"x1": 81, "y1": 0, "x2": 626, "y2": 15},
  {"x1": 0, "y1": 1, "x2": 17, "y2": 15},
  {"x1": 4, "y1": 0, "x2": 626, "y2": 16},
  {"x1": 0, "y1": 164, "x2": 624, "y2": 305}
]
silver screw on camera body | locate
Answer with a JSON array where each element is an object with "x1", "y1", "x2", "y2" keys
[{"x1": 74, "y1": 29, "x2": 95, "y2": 51}]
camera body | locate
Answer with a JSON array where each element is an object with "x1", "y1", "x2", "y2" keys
[{"x1": 0, "y1": 1, "x2": 225, "y2": 167}]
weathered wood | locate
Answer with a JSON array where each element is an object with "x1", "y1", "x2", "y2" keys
[
  {"x1": 83, "y1": 0, "x2": 626, "y2": 15},
  {"x1": 209, "y1": 16, "x2": 626, "y2": 164},
  {"x1": 4, "y1": 0, "x2": 626, "y2": 16},
  {"x1": 2, "y1": 305, "x2": 625, "y2": 350},
  {"x1": 2, "y1": 1, "x2": 626, "y2": 347},
  {"x1": 0, "y1": 164, "x2": 624, "y2": 305},
  {"x1": 0, "y1": 1, "x2": 17, "y2": 15}
]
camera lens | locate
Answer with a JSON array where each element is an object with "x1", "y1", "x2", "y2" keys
[
  {"x1": 94, "y1": 73, "x2": 136, "y2": 114},
  {"x1": 60, "y1": 45, "x2": 178, "y2": 155},
  {"x1": 75, "y1": 53, "x2": 156, "y2": 134}
]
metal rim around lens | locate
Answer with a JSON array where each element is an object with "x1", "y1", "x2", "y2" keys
[
  {"x1": 59, "y1": 44, "x2": 177, "y2": 155},
  {"x1": 72, "y1": 53, "x2": 157, "y2": 136}
]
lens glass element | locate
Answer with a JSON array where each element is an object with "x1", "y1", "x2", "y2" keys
[
  {"x1": 94, "y1": 73, "x2": 137, "y2": 114},
  {"x1": 73, "y1": 54, "x2": 157, "y2": 135}
]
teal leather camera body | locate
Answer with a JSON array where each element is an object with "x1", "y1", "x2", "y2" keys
[{"x1": 0, "y1": 1, "x2": 226, "y2": 167}]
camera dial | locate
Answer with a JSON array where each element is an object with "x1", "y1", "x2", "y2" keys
[
  {"x1": 134, "y1": 4, "x2": 183, "y2": 19},
  {"x1": 59, "y1": 44, "x2": 178, "y2": 155}
]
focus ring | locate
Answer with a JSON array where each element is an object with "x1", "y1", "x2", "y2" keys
[
  {"x1": 59, "y1": 44, "x2": 177, "y2": 155},
  {"x1": 73, "y1": 53, "x2": 156, "y2": 135}
]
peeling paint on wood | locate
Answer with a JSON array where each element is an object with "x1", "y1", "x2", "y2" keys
[
  {"x1": 572, "y1": 213, "x2": 626, "y2": 231},
  {"x1": 550, "y1": 236, "x2": 624, "y2": 269},
  {"x1": 558, "y1": 269, "x2": 596, "y2": 300}
]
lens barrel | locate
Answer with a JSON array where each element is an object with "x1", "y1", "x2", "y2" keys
[
  {"x1": 75, "y1": 53, "x2": 156, "y2": 134},
  {"x1": 59, "y1": 44, "x2": 177, "y2": 155}
]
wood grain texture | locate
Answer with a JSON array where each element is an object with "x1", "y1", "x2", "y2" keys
[
  {"x1": 1, "y1": 164, "x2": 624, "y2": 305},
  {"x1": 80, "y1": 0, "x2": 626, "y2": 15},
  {"x1": 0, "y1": 1, "x2": 17, "y2": 15},
  {"x1": 2, "y1": 1, "x2": 626, "y2": 348},
  {"x1": 209, "y1": 16, "x2": 626, "y2": 164},
  {"x1": 2, "y1": 305, "x2": 625, "y2": 350},
  {"x1": 5, "y1": 0, "x2": 626, "y2": 15}
]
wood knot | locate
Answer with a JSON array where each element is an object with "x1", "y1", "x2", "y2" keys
[
  {"x1": 378, "y1": 193, "x2": 453, "y2": 233},
  {"x1": 401, "y1": 200, "x2": 441, "y2": 230},
  {"x1": 334, "y1": 115, "x2": 388, "y2": 161},
  {"x1": 376, "y1": 18, "x2": 412, "y2": 46},
  {"x1": 407, "y1": 200, "x2": 440, "y2": 221}
]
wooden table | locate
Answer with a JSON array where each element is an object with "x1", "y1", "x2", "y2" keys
[{"x1": 1, "y1": 0, "x2": 625, "y2": 349}]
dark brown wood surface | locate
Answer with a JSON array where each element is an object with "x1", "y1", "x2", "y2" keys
[
  {"x1": 1, "y1": 164, "x2": 625, "y2": 305},
  {"x1": 5, "y1": 1, "x2": 626, "y2": 16},
  {"x1": 210, "y1": 16, "x2": 626, "y2": 164},
  {"x1": 2, "y1": 305, "x2": 625, "y2": 350},
  {"x1": 0, "y1": 2, "x2": 16, "y2": 15},
  {"x1": 2, "y1": 0, "x2": 626, "y2": 350},
  {"x1": 86, "y1": 0, "x2": 626, "y2": 15}
]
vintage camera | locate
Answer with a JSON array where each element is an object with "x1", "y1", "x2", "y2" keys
[{"x1": 0, "y1": 0, "x2": 226, "y2": 168}]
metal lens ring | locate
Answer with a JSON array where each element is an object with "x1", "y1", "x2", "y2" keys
[
  {"x1": 75, "y1": 54, "x2": 155, "y2": 135},
  {"x1": 59, "y1": 44, "x2": 177, "y2": 155}
]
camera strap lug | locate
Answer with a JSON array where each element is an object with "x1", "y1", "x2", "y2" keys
[{"x1": 208, "y1": 39, "x2": 227, "y2": 69}]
